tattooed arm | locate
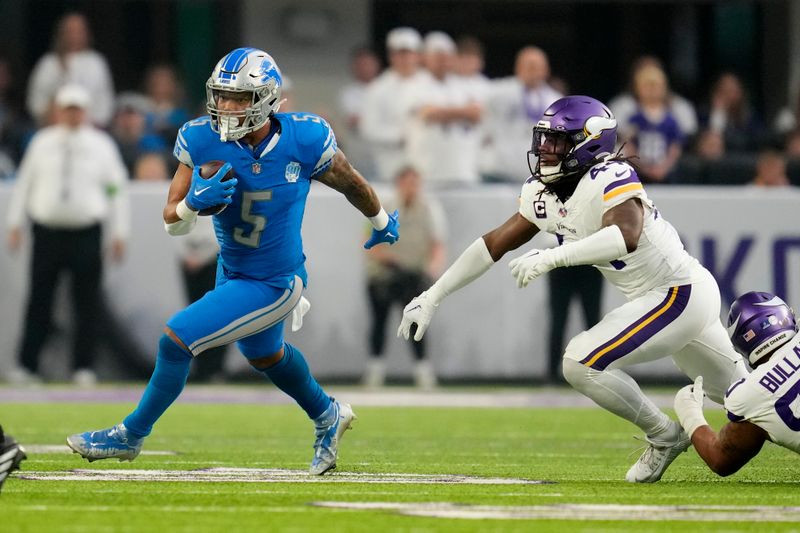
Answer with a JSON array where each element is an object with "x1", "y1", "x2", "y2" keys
[
  {"x1": 315, "y1": 149, "x2": 399, "y2": 249},
  {"x1": 315, "y1": 150, "x2": 383, "y2": 218}
]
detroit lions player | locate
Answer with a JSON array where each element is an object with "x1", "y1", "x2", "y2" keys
[
  {"x1": 398, "y1": 95, "x2": 746, "y2": 482},
  {"x1": 67, "y1": 48, "x2": 399, "y2": 475},
  {"x1": 674, "y1": 292, "x2": 800, "y2": 476}
]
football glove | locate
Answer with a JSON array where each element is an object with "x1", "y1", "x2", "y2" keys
[
  {"x1": 508, "y1": 248, "x2": 556, "y2": 288},
  {"x1": 291, "y1": 296, "x2": 311, "y2": 332},
  {"x1": 397, "y1": 291, "x2": 437, "y2": 341},
  {"x1": 185, "y1": 162, "x2": 237, "y2": 212},
  {"x1": 674, "y1": 376, "x2": 708, "y2": 438},
  {"x1": 364, "y1": 209, "x2": 400, "y2": 249}
]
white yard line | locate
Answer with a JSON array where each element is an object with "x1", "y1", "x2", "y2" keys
[
  {"x1": 17, "y1": 467, "x2": 549, "y2": 485},
  {"x1": 312, "y1": 501, "x2": 800, "y2": 522}
]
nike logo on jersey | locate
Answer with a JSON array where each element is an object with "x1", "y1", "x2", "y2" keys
[
  {"x1": 194, "y1": 186, "x2": 211, "y2": 196},
  {"x1": 407, "y1": 305, "x2": 421, "y2": 312},
  {"x1": 386, "y1": 232, "x2": 396, "y2": 238}
]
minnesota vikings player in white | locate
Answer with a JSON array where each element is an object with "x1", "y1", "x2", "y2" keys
[
  {"x1": 398, "y1": 95, "x2": 747, "y2": 482},
  {"x1": 675, "y1": 291, "x2": 800, "y2": 476}
]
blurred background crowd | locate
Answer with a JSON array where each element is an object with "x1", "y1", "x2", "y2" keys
[
  {"x1": 0, "y1": 1, "x2": 799, "y2": 187},
  {"x1": 1, "y1": 0, "x2": 799, "y2": 386}
]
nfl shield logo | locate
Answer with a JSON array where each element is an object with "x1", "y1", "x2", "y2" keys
[
  {"x1": 251, "y1": 162, "x2": 262, "y2": 175},
  {"x1": 285, "y1": 161, "x2": 301, "y2": 183}
]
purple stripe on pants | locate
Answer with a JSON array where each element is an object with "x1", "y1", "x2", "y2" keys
[{"x1": 580, "y1": 284, "x2": 692, "y2": 370}]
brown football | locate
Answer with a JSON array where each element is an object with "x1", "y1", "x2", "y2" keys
[{"x1": 197, "y1": 160, "x2": 235, "y2": 216}]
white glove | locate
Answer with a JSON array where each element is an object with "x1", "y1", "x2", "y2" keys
[
  {"x1": 397, "y1": 291, "x2": 438, "y2": 341},
  {"x1": 508, "y1": 248, "x2": 556, "y2": 288},
  {"x1": 674, "y1": 376, "x2": 708, "y2": 438},
  {"x1": 291, "y1": 296, "x2": 311, "y2": 332}
]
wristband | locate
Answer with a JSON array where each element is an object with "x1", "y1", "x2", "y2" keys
[
  {"x1": 368, "y1": 207, "x2": 389, "y2": 231},
  {"x1": 681, "y1": 410, "x2": 709, "y2": 439},
  {"x1": 176, "y1": 198, "x2": 198, "y2": 222}
]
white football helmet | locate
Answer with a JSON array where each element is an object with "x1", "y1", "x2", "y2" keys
[{"x1": 206, "y1": 47, "x2": 283, "y2": 141}]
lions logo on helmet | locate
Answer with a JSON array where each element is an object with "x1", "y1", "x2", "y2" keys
[
  {"x1": 528, "y1": 95, "x2": 617, "y2": 184},
  {"x1": 206, "y1": 47, "x2": 283, "y2": 142}
]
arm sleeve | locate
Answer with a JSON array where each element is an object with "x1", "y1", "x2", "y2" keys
[
  {"x1": 427, "y1": 238, "x2": 495, "y2": 304},
  {"x1": 546, "y1": 224, "x2": 628, "y2": 268}
]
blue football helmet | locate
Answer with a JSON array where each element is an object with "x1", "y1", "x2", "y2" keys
[{"x1": 206, "y1": 47, "x2": 283, "y2": 141}]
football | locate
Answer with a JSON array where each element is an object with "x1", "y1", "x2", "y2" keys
[{"x1": 197, "y1": 160, "x2": 235, "y2": 216}]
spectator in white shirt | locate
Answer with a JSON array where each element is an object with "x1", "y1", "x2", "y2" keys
[
  {"x1": 405, "y1": 31, "x2": 483, "y2": 185},
  {"x1": 361, "y1": 27, "x2": 425, "y2": 182},
  {"x1": 26, "y1": 12, "x2": 115, "y2": 127},
  {"x1": 484, "y1": 46, "x2": 562, "y2": 182},
  {"x1": 338, "y1": 47, "x2": 382, "y2": 180},
  {"x1": 5, "y1": 85, "x2": 129, "y2": 385}
]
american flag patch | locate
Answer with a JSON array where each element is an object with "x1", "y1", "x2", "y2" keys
[{"x1": 743, "y1": 330, "x2": 756, "y2": 342}]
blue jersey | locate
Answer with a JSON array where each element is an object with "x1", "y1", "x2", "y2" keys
[{"x1": 173, "y1": 112, "x2": 337, "y2": 286}]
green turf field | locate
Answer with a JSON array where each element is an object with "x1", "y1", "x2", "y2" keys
[{"x1": 1, "y1": 390, "x2": 800, "y2": 532}]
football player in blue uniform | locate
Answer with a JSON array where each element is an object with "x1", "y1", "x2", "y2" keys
[{"x1": 67, "y1": 48, "x2": 399, "y2": 475}]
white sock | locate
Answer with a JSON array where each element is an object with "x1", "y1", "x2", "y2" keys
[{"x1": 563, "y1": 359, "x2": 673, "y2": 438}]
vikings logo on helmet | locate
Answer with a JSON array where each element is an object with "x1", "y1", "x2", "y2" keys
[{"x1": 528, "y1": 95, "x2": 618, "y2": 184}]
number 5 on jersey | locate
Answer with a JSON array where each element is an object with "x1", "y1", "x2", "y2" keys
[{"x1": 234, "y1": 190, "x2": 272, "y2": 248}]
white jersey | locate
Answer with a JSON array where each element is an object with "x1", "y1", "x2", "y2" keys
[
  {"x1": 724, "y1": 332, "x2": 800, "y2": 454},
  {"x1": 361, "y1": 69, "x2": 426, "y2": 181},
  {"x1": 483, "y1": 78, "x2": 562, "y2": 181},
  {"x1": 405, "y1": 72, "x2": 481, "y2": 184},
  {"x1": 518, "y1": 160, "x2": 701, "y2": 300}
]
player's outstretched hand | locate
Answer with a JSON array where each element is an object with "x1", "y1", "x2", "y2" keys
[
  {"x1": 185, "y1": 162, "x2": 237, "y2": 212},
  {"x1": 508, "y1": 248, "x2": 555, "y2": 288},
  {"x1": 674, "y1": 376, "x2": 706, "y2": 432},
  {"x1": 397, "y1": 291, "x2": 437, "y2": 341},
  {"x1": 364, "y1": 210, "x2": 400, "y2": 249},
  {"x1": 291, "y1": 296, "x2": 311, "y2": 332}
]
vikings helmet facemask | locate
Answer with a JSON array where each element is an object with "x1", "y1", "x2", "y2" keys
[{"x1": 527, "y1": 95, "x2": 617, "y2": 184}]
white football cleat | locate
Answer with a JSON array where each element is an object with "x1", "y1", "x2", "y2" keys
[
  {"x1": 309, "y1": 400, "x2": 356, "y2": 475},
  {"x1": 626, "y1": 421, "x2": 691, "y2": 483}
]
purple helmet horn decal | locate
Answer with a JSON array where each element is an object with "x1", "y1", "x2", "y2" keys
[{"x1": 529, "y1": 95, "x2": 617, "y2": 183}]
